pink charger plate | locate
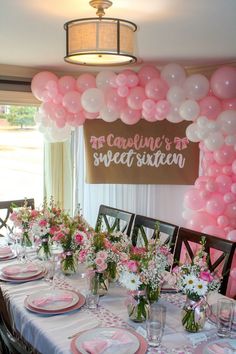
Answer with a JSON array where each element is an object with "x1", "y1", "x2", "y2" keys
[
  {"x1": 0, "y1": 270, "x2": 45, "y2": 283},
  {"x1": 0, "y1": 254, "x2": 16, "y2": 261},
  {"x1": 70, "y1": 327, "x2": 148, "y2": 354},
  {"x1": 24, "y1": 292, "x2": 85, "y2": 315},
  {"x1": 2, "y1": 264, "x2": 43, "y2": 280}
]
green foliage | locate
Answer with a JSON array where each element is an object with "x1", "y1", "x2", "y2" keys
[{"x1": 3, "y1": 105, "x2": 37, "y2": 128}]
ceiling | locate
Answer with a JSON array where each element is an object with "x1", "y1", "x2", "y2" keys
[{"x1": 1, "y1": 0, "x2": 236, "y2": 74}]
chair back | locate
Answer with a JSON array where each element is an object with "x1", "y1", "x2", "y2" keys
[
  {"x1": 131, "y1": 214, "x2": 179, "y2": 252},
  {"x1": 95, "y1": 205, "x2": 135, "y2": 236},
  {"x1": 0, "y1": 199, "x2": 35, "y2": 237},
  {"x1": 173, "y1": 227, "x2": 236, "y2": 295}
]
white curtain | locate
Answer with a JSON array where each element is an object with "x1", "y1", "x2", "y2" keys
[{"x1": 74, "y1": 126, "x2": 190, "y2": 229}]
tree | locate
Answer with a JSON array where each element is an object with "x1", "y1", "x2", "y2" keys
[{"x1": 4, "y1": 105, "x2": 37, "y2": 129}]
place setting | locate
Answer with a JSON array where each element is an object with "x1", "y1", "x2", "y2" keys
[
  {"x1": 0, "y1": 262, "x2": 45, "y2": 283},
  {"x1": 24, "y1": 288, "x2": 85, "y2": 315},
  {"x1": 0, "y1": 245, "x2": 16, "y2": 261}
]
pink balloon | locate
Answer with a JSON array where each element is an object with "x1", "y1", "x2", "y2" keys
[
  {"x1": 186, "y1": 211, "x2": 216, "y2": 232},
  {"x1": 31, "y1": 71, "x2": 58, "y2": 101},
  {"x1": 52, "y1": 104, "x2": 66, "y2": 121},
  {"x1": 231, "y1": 183, "x2": 236, "y2": 194},
  {"x1": 53, "y1": 94, "x2": 63, "y2": 104},
  {"x1": 145, "y1": 78, "x2": 169, "y2": 101},
  {"x1": 120, "y1": 108, "x2": 141, "y2": 125},
  {"x1": 222, "y1": 98, "x2": 236, "y2": 110},
  {"x1": 46, "y1": 80, "x2": 58, "y2": 99},
  {"x1": 211, "y1": 66, "x2": 236, "y2": 99},
  {"x1": 227, "y1": 230, "x2": 236, "y2": 241},
  {"x1": 206, "y1": 193, "x2": 226, "y2": 216},
  {"x1": 142, "y1": 109, "x2": 156, "y2": 122},
  {"x1": 225, "y1": 202, "x2": 236, "y2": 218},
  {"x1": 194, "y1": 176, "x2": 209, "y2": 189},
  {"x1": 184, "y1": 188, "x2": 206, "y2": 210},
  {"x1": 215, "y1": 175, "x2": 232, "y2": 194},
  {"x1": 55, "y1": 117, "x2": 66, "y2": 128},
  {"x1": 72, "y1": 111, "x2": 86, "y2": 126},
  {"x1": 232, "y1": 160, "x2": 236, "y2": 174},
  {"x1": 76, "y1": 74, "x2": 96, "y2": 92},
  {"x1": 202, "y1": 225, "x2": 225, "y2": 237},
  {"x1": 213, "y1": 145, "x2": 235, "y2": 165},
  {"x1": 217, "y1": 215, "x2": 229, "y2": 227},
  {"x1": 199, "y1": 96, "x2": 222, "y2": 120},
  {"x1": 142, "y1": 99, "x2": 156, "y2": 112},
  {"x1": 205, "y1": 180, "x2": 217, "y2": 192},
  {"x1": 127, "y1": 74, "x2": 139, "y2": 88},
  {"x1": 117, "y1": 86, "x2": 129, "y2": 97},
  {"x1": 206, "y1": 164, "x2": 222, "y2": 177},
  {"x1": 83, "y1": 111, "x2": 99, "y2": 119},
  {"x1": 222, "y1": 165, "x2": 233, "y2": 176},
  {"x1": 106, "y1": 88, "x2": 126, "y2": 111},
  {"x1": 62, "y1": 91, "x2": 82, "y2": 113},
  {"x1": 138, "y1": 65, "x2": 160, "y2": 87},
  {"x1": 223, "y1": 192, "x2": 235, "y2": 204},
  {"x1": 127, "y1": 87, "x2": 146, "y2": 110},
  {"x1": 155, "y1": 100, "x2": 170, "y2": 119},
  {"x1": 58, "y1": 76, "x2": 76, "y2": 94},
  {"x1": 116, "y1": 74, "x2": 127, "y2": 87}
]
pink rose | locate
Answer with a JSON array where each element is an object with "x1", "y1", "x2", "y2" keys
[
  {"x1": 199, "y1": 271, "x2": 214, "y2": 282},
  {"x1": 39, "y1": 219, "x2": 47, "y2": 227},
  {"x1": 97, "y1": 263, "x2": 107, "y2": 272},
  {"x1": 78, "y1": 249, "x2": 88, "y2": 263},
  {"x1": 104, "y1": 239, "x2": 112, "y2": 249},
  {"x1": 31, "y1": 210, "x2": 39, "y2": 218},
  {"x1": 74, "y1": 232, "x2": 84, "y2": 245},
  {"x1": 97, "y1": 251, "x2": 108, "y2": 260},
  {"x1": 127, "y1": 260, "x2": 138, "y2": 272}
]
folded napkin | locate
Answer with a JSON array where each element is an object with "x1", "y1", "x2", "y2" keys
[
  {"x1": 3, "y1": 264, "x2": 38, "y2": 276},
  {"x1": 82, "y1": 330, "x2": 133, "y2": 354},
  {"x1": 32, "y1": 293, "x2": 73, "y2": 307},
  {"x1": 0, "y1": 246, "x2": 12, "y2": 255}
]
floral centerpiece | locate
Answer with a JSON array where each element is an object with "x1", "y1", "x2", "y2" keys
[
  {"x1": 52, "y1": 213, "x2": 91, "y2": 275},
  {"x1": 173, "y1": 237, "x2": 220, "y2": 332},
  {"x1": 118, "y1": 238, "x2": 173, "y2": 322},
  {"x1": 30, "y1": 197, "x2": 66, "y2": 259},
  {"x1": 10, "y1": 200, "x2": 39, "y2": 247},
  {"x1": 80, "y1": 230, "x2": 128, "y2": 295}
]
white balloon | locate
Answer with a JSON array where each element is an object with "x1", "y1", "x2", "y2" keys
[
  {"x1": 204, "y1": 131, "x2": 224, "y2": 151},
  {"x1": 167, "y1": 86, "x2": 185, "y2": 105},
  {"x1": 96, "y1": 71, "x2": 116, "y2": 90},
  {"x1": 197, "y1": 129, "x2": 209, "y2": 140},
  {"x1": 161, "y1": 63, "x2": 186, "y2": 87},
  {"x1": 81, "y1": 88, "x2": 105, "y2": 113},
  {"x1": 50, "y1": 124, "x2": 71, "y2": 142},
  {"x1": 166, "y1": 105, "x2": 183, "y2": 123},
  {"x1": 225, "y1": 135, "x2": 236, "y2": 146},
  {"x1": 100, "y1": 106, "x2": 119, "y2": 122},
  {"x1": 217, "y1": 110, "x2": 236, "y2": 135},
  {"x1": 207, "y1": 121, "x2": 219, "y2": 132},
  {"x1": 179, "y1": 100, "x2": 200, "y2": 121},
  {"x1": 197, "y1": 116, "x2": 208, "y2": 128},
  {"x1": 184, "y1": 74, "x2": 209, "y2": 100},
  {"x1": 186, "y1": 123, "x2": 200, "y2": 142}
]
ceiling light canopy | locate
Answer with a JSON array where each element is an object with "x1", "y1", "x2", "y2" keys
[{"x1": 64, "y1": 0, "x2": 137, "y2": 66}]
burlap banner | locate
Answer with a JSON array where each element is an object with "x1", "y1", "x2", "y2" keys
[{"x1": 83, "y1": 120, "x2": 199, "y2": 184}]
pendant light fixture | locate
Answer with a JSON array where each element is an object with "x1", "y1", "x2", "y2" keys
[{"x1": 64, "y1": 0, "x2": 137, "y2": 66}]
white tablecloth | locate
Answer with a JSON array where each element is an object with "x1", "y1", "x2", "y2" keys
[{"x1": 0, "y1": 257, "x2": 233, "y2": 354}]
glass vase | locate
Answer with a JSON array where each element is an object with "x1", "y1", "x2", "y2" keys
[
  {"x1": 127, "y1": 290, "x2": 150, "y2": 323},
  {"x1": 107, "y1": 261, "x2": 118, "y2": 283},
  {"x1": 60, "y1": 252, "x2": 78, "y2": 275},
  {"x1": 37, "y1": 239, "x2": 51, "y2": 260},
  {"x1": 22, "y1": 230, "x2": 32, "y2": 247},
  {"x1": 182, "y1": 296, "x2": 207, "y2": 332},
  {"x1": 89, "y1": 271, "x2": 109, "y2": 296},
  {"x1": 146, "y1": 284, "x2": 161, "y2": 304}
]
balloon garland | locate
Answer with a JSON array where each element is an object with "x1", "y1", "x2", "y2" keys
[{"x1": 31, "y1": 64, "x2": 236, "y2": 285}]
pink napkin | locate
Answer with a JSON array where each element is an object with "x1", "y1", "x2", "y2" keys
[
  {"x1": 32, "y1": 293, "x2": 73, "y2": 307},
  {"x1": 82, "y1": 330, "x2": 133, "y2": 354},
  {"x1": 0, "y1": 246, "x2": 12, "y2": 255},
  {"x1": 3, "y1": 264, "x2": 38, "y2": 275}
]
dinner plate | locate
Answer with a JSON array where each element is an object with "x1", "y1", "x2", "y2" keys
[
  {"x1": 1, "y1": 263, "x2": 43, "y2": 279},
  {"x1": 207, "y1": 303, "x2": 236, "y2": 331},
  {"x1": 24, "y1": 292, "x2": 85, "y2": 315},
  {"x1": 27, "y1": 289, "x2": 80, "y2": 311},
  {"x1": 71, "y1": 327, "x2": 148, "y2": 354},
  {"x1": 0, "y1": 271, "x2": 45, "y2": 283},
  {"x1": 194, "y1": 338, "x2": 236, "y2": 354},
  {"x1": 0, "y1": 254, "x2": 16, "y2": 261}
]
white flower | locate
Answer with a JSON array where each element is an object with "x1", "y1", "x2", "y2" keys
[
  {"x1": 183, "y1": 274, "x2": 197, "y2": 291},
  {"x1": 119, "y1": 271, "x2": 142, "y2": 291},
  {"x1": 195, "y1": 279, "x2": 208, "y2": 297}
]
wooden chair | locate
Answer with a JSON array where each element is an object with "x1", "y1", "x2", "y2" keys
[
  {"x1": 173, "y1": 227, "x2": 236, "y2": 295},
  {"x1": 95, "y1": 204, "x2": 135, "y2": 236},
  {"x1": 131, "y1": 214, "x2": 179, "y2": 252},
  {"x1": 0, "y1": 199, "x2": 35, "y2": 237}
]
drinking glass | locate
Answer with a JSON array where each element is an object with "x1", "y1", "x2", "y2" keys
[
  {"x1": 44, "y1": 257, "x2": 56, "y2": 283},
  {"x1": 217, "y1": 298, "x2": 234, "y2": 338},
  {"x1": 146, "y1": 304, "x2": 166, "y2": 347},
  {"x1": 85, "y1": 272, "x2": 100, "y2": 309}
]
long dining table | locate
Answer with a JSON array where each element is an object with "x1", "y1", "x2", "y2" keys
[{"x1": 0, "y1": 254, "x2": 235, "y2": 354}]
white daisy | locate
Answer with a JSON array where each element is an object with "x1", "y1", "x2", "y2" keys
[
  {"x1": 119, "y1": 271, "x2": 142, "y2": 291},
  {"x1": 195, "y1": 279, "x2": 208, "y2": 297},
  {"x1": 183, "y1": 274, "x2": 197, "y2": 291}
]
